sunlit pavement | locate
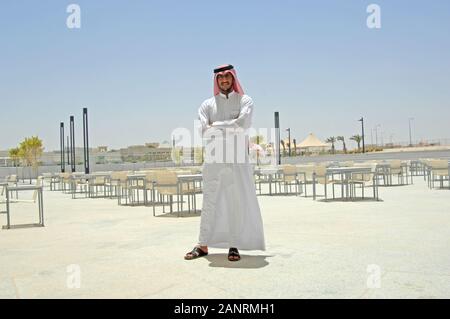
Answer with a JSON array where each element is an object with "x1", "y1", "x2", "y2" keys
[{"x1": 1, "y1": 178, "x2": 449, "y2": 298}]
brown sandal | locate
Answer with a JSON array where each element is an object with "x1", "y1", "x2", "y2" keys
[{"x1": 184, "y1": 246, "x2": 208, "y2": 260}]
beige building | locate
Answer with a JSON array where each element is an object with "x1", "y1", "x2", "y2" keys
[{"x1": 0, "y1": 142, "x2": 178, "y2": 167}]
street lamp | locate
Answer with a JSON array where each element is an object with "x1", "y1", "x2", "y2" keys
[
  {"x1": 67, "y1": 136, "x2": 70, "y2": 168},
  {"x1": 358, "y1": 117, "x2": 365, "y2": 153},
  {"x1": 82, "y1": 108, "x2": 90, "y2": 174},
  {"x1": 274, "y1": 112, "x2": 281, "y2": 165},
  {"x1": 286, "y1": 128, "x2": 291, "y2": 156},
  {"x1": 375, "y1": 124, "x2": 381, "y2": 146},
  {"x1": 60, "y1": 122, "x2": 65, "y2": 173},
  {"x1": 408, "y1": 117, "x2": 414, "y2": 147},
  {"x1": 69, "y1": 116, "x2": 76, "y2": 172}
]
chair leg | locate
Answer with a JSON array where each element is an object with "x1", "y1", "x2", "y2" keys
[
  {"x1": 362, "y1": 183, "x2": 365, "y2": 199},
  {"x1": 152, "y1": 194, "x2": 156, "y2": 216},
  {"x1": 162, "y1": 195, "x2": 165, "y2": 213}
]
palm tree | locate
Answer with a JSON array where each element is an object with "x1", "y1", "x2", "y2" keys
[
  {"x1": 350, "y1": 134, "x2": 362, "y2": 151},
  {"x1": 280, "y1": 140, "x2": 286, "y2": 156},
  {"x1": 326, "y1": 137, "x2": 336, "y2": 154},
  {"x1": 8, "y1": 147, "x2": 21, "y2": 176},
  {"x1": 337, "y1": 136, "x2": 347, "y2": 153},
  {"x1": 250, "y1": 134, "x2": 265, "y2": 145},
  {"x1": 19, "y1": 136, "x2": 44, "y2": 181},
  {"x1": 293, "y1": 138, "x2": 297, "y2": 156},
  {"x1": 8, "y1": 147, "x2": 21, "y2": 167}
]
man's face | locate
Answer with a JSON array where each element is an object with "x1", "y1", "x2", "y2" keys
[{"x1": 217, "y1": 72, "x2": 234, "y2": 92}]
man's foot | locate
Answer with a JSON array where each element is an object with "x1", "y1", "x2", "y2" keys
[
  {"x1": 184, "y1": 246, "x2": 208, "y2": 260},
  {"x1": 228, "y1": 247, "x2": 240, "y2": 261}
]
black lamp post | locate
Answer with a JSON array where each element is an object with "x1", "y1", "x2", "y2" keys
[
  {"x1": 70, "y1": 116, "x2": 76, "y2": 172},
  {"x1": 358, "y1": 117, "x2": 365, "y2": 153},
  {"x1": 60, "y1": 122, "x2": 65, "y2": 172},
  {"x1": 274, "y1": 112, "x2": 280, "y2": 165},
  {"x1": 82, "y1": 108, "x2": 90, "y2": 174},
  {"x1": 67, "y1": 136, "x2": 70, "y2": 168}
]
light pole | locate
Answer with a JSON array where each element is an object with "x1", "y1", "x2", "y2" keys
[
  {"x1": 67, "y1": 136, "x2": 70, "y2": 168},
  {"x1": 274, "y1": 112, "x2": 281, "y2": 165},
  {"x1": 70, "y1": 116, "x2": 76, "y2": 172},
  {"x1": 82, "y1": 108, "x2": 90, "y2": 174},
  {"x1": 60, "y1": 122, "x2": 65, "y2": 173},
  {"x1": 358, "y1": 117, "x2": 365, "y2": 153},
  {"x1": 375, "y1": 124, "x2": 381, "y2": 146},
  {"x1": 286, "y1": 128, "x2": 291, "y2": 157},
  {"x1": 408, "y1": 117, "x2": 414, "y2": 147}
]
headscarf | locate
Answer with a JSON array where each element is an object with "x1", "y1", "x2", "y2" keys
[{"x1": 213, "y1": 64, "x2": 244, "y2": 96}]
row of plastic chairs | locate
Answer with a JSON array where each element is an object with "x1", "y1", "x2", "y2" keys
[
  {"x1": 254, "y1": 160, "x2": 413, "y2": 200},
  {"x1": 40, "y1": 167, "x2": 203, "y2": 217},
  {"x1": 419, "y1": 159, "x2": 449, "y2": 189}
]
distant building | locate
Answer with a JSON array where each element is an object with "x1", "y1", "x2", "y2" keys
[
  {"x1": 119, "y1": 143, "x2": 172, "y2": 162},
  {"x1": 0, "y1": 157, "x2": 12, "y2": 167},
  {"x1": 0, "y1": 141, "x2": 197, "y2": 166}
]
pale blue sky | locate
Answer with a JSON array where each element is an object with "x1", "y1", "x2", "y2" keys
[{"x1": 1, "y1": 0, "x2": 449, "y2": 151}]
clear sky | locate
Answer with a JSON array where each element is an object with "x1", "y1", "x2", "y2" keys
[{"x1": 1, "y1": 0, "x2": 449, "y2": 151}]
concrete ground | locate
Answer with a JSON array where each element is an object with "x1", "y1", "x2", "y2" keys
[{"x1": 1, "y1": 177, "x2": 450, "y2": 299}]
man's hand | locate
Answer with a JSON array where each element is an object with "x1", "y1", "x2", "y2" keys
[
  {"x1": 211, "y1": 120, "x2": 238, "y2": 128},
  {"x1": 211, "y1": 121, "x2": 226, "y2": 127}
]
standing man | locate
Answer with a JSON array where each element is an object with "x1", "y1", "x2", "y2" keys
[{"x1": 185, "y1": 64, "x2": 266, "y2": 262}]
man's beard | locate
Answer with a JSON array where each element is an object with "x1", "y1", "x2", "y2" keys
[{"x1": 220, "y1": 86, "x2": 233, "y2": 94}]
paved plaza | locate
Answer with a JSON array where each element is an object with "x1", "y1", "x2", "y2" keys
[{"x1": 1, "y1": 178, "x2": 449, "y2": 299}]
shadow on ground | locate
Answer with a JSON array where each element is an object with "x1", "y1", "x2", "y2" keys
[
  {"x1": 317, "y1": 198, "x2": 384, "y2": 203},
  {"x1": 204, "y1": 253, "x2": 273, "y2": 269},
  {"x1": 156, "y1": 211, "x2": 201, "y2": 218}
]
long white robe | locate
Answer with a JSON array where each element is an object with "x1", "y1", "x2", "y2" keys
[{"x1": 197, "y1": 91, "x2": 266, "y2": 251}]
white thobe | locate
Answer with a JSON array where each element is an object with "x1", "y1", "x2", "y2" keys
[{"x1": 197, "y1": 91, "x2": 266, "y2": 251}]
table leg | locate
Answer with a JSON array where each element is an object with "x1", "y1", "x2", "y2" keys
[
  {"x1": 269, "y1": 175, "x2": 272, "y2": 195},
  {"x1": 313, "y1": 173, "x2": 316, "y2": 200},
  {"x1": 144, "y1": 180, "x2": 148, "y2": 205},
  {"x1": 40, "y1": 189, "x2": 45, "y2": 226},
  {"x1": 6, "y1": 188, "x2": 10, "y2": 229},
  {"x1": 193, "y1": 181, "x2": 197, "y2": 213},
  {"x1": 344, "y1": 173, "x2": 349, "y2": 201}
]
